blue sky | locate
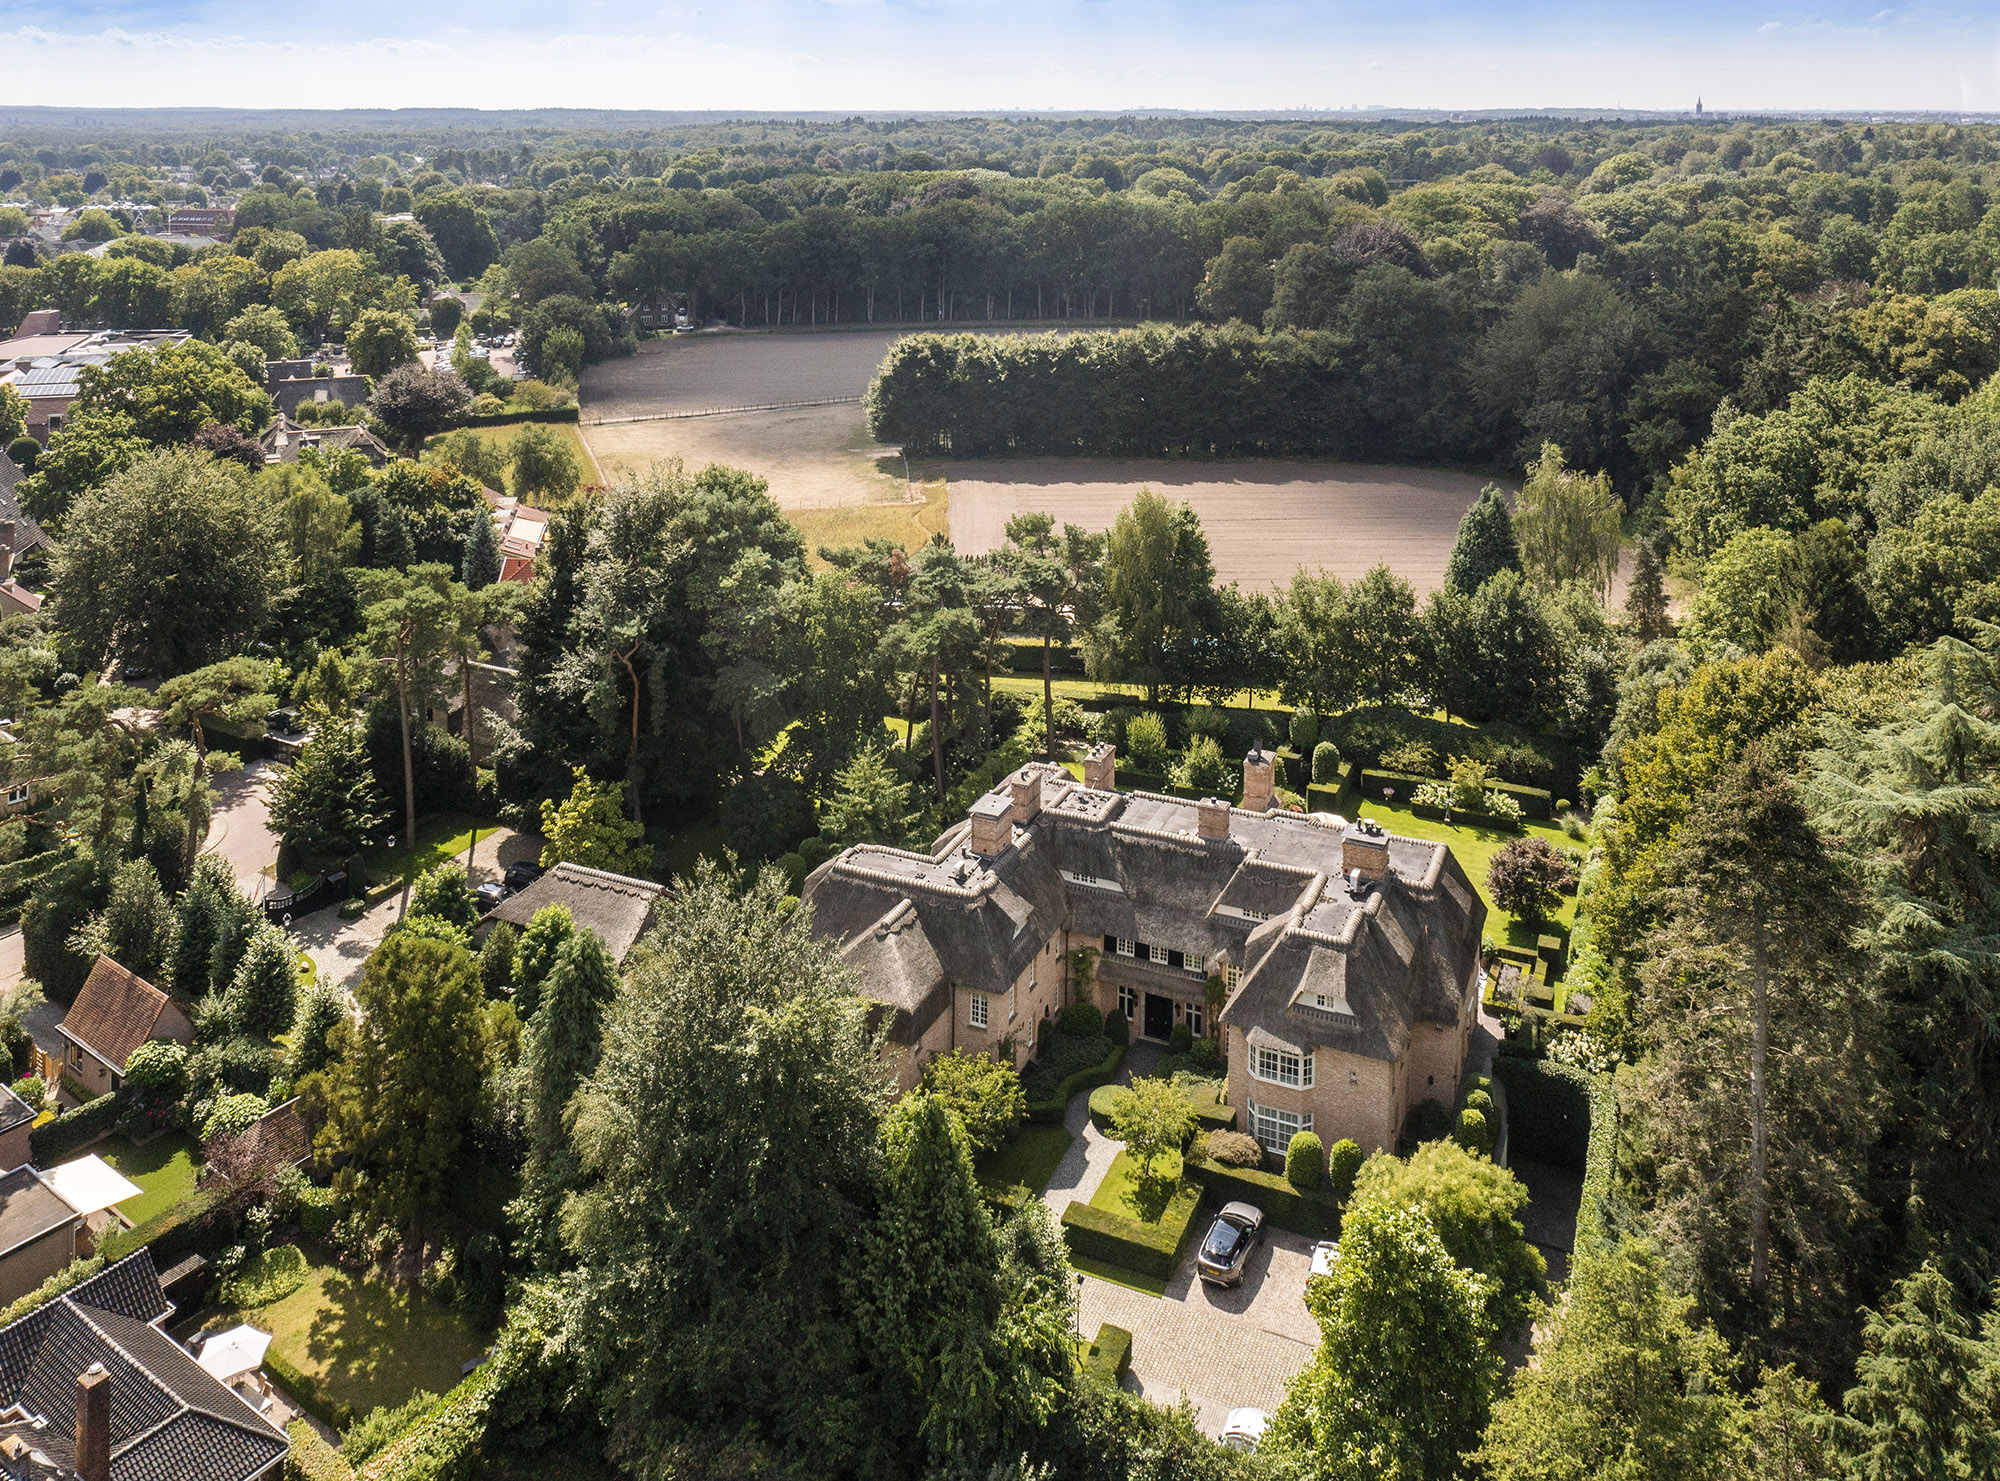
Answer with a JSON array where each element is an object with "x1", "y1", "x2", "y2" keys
[{"x1": 5, "y1": 2, "x2": 1997, "y2": 113}]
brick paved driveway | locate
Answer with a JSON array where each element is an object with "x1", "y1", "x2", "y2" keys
[{"x1": 1078, "y1": 1222, "x2": 1323, "y2": 1438}]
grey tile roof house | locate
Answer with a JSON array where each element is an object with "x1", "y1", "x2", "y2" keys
[
  {"x1": 483, "y1": 863, "x2": 666, "y2": 965},
  {"x1": 802, "y1": 744, "x2": 1486, "y2": 1153},
  {"x1": 0, "y1": 1250, "x2": 288, "y2": 1480}
]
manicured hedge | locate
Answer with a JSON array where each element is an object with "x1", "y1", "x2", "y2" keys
[
  {"x1": 30, "y1": 1092, "x2": 120, "y2": 1164},
  {"x1": 1359, "y1": 768, "x2": 1553, "y2": 821},
  {"x1": 1025, "y1": 1044, "x2": 1126, "y2": 1123},
  {"x1": 1493, "y1": 1055, "x2": 1593, "y2": 1172},
  {"x1": 99, "y1": 1185, "x2": 230, "y2": 1265},
  {"x1": 284, "y1": 1419, "x2": 355, "y2": 1481},
  {"x1": 463, "y1": 405, "x2": 579, "y2": 426},
  {"x1": 1082, "y1": 1323, "x2": 1133, "y2": 1386},
  {"x1": 1183, "y1": 1153, "x2": 1341, "y2": 1238},
  {"x1": 267, "y1": 1346, "x2": 355, "y2": 1430},
  {"x1": 1088, "y1": 1078, "x2": 1233, "y2": 1136},
  {"x1": 1059, "y1": 1182, "x2": 1200, "y2": 1279},
  {"x1": 357, "y1": 1360, "x2": 503, "y2": 1481},
  {"x1": 1576, "y1": 1067, "x2": 1624, "y2": 1249}
]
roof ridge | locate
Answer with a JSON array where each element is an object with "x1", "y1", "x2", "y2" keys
[{"x1": 70, "y1": 1303, "x2": 283, "y2": 1438}]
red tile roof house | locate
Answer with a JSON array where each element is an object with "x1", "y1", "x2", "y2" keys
[{"x1": 55, "y1": 958, "x2": 193, "y2": 1101}]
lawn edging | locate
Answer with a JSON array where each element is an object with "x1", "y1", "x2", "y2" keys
[
  {"x1": 1025, "y1": 1044, "x2": 1126, "y2": 1123},
  {"x1": 1183, "y1": 1153, "x2": 1341, "y2": 1237}
]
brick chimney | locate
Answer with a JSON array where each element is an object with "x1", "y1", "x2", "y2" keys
[
  {"x1": 1009, "y1": 767, "x2": 1043, "y2": 824},
  {"x1": 967, "y1": 792, "x2": 1012, "y2": 858},
  {"x1": 1196, "y1": 798, "x2": 1230, "y2": 841},
  {"x1": 1083, "y1": 743, "x2": 1116, "y2": 792},
  {"x1": 1242, "y1": 745, "x2": 1276, "y2": 813},
  {"x1": 75, "y1": 1365, "x2": 109, "y2": 1481},
  {"x1": 0, "y1": 523, "x2": 15, "y2": 582},
  {"x1": 16, "y1": 309, "x2": 60, "y2": 337},
  {"x1": 1342, "y1": 819, "x2": 1390, "y2": 880}
]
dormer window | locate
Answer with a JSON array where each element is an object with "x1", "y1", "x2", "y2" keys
[
  {"x1": 1115, "y1": 937, "x2": 1136, "y2": 958},
  {"x1": 1185, "y1": 952, "x2": 1205, "y2": 976},
  {"x1": 1148, "y1": 943, "x2": 1168, "y2": 966}
]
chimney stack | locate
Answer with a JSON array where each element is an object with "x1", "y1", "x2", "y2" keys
[
  {"x1": 1009, "y1": 767, "x2": 1043, "y2": 824},
  {"x1": 1242, "y1": 745, "x2": 1276, "y2": 813},
  {"x1": 967, "y1": 792, "x2": 1012, "y2": 858},
  {"x1": 1342, "y1": 819, "x2": 1390, "y2": 881},
  {"x1": 75, "y1": 1365, "x2": 109, "y2": 1481},
  {"x1": 0, "y1": 522, "x2": 16, "y2": 583},
  {"x1": 1083, "y1": 743, "x2": 1116, "y2": 792},
  {"x1": 1196, "y1": 798, "x2": 1230, "y2": 842}
]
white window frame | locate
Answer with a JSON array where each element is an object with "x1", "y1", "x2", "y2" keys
[
  {"x1": 1252, "y1": 1046, "x2": 1313, "y2": 1088},
  {"x1": 1188, "y1": 1004, "x2": 1205, "y2": 1038},
  {"x1": 1117, "y1": 985, "x2": 1137, "y2": 1018},
  {"x1": 1115, "y1": 937, "x2": 1136, "y2": 958},
  {"x1": 1249, "y1": 1100, "x2": 1312, "y2": 1156},
  {"x1": 1185, "y1": 952, "x2": 1205, "y2": 976},
  {"x1": 1225, "y1": 963, "x2": 1242, "y2": 991},
  {"x1": 969, "y1": 992, "x2": 989, "y2": 1030},
  {"x1": 4, "y1": 785, "x2": 26, "y2": 807},
  {"x1": 1148, "y1": 943, "x2": 1168, "y2": 966}
]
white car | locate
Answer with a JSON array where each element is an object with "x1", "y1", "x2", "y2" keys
[
  {"x1": 1308, "y1": 1239, "x2": 1338, "y2": 1286},
  {"x1": 1220, "y1": 1408, "x2": 1270, "y2": 1452}
]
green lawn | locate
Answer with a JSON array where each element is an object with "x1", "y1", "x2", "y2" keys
[
  {"x1": 977, "y1": 1123, "x2": 1073, "y2": 1194},
  {"x1": 1088, "y1": 1147, "x2": 1188, "y2": 1223},
  {"x1": 354, "y1": 812, "x2": 505, "y2": 890},
  {"x1": 237, "y1": 1258, "x2": 486, "y2": 1421},
  {"x1": 97, "y1": 1134, "x2": 200, "y2": 1225},
  {"x1": 1344, "y1": 788, "x2": 1584, "y2": 950}
]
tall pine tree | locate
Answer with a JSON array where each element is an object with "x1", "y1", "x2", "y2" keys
[
  {"x1": 1443, "y1": 484, "x2": 1521, "y2": 594},
  {"x1": 462, "y1": 503, "x2": 501, "y2": 589},
  {"x1": 1837, "y1": 1264, "x2": 2000, "y2": 1481},
  {"x1": 1635, "y1": 748, "x2": 1880, "y2": 1374}
]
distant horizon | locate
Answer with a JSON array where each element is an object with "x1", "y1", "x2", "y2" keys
[{"x1": 6, "y1": 2, "x2": 1998, "y2": 115}]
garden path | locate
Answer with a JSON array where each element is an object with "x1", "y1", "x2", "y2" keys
[{"x1": 1038, "y1": 1040, "x2": 1163, "y2": 1220}]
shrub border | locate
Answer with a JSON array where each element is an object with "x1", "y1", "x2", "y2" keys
[
  {"x1": 1183, "y1": 1152, "x2": 1341, "y2": 1237},
  {"x1": 1081, "y1": 1323, "x2": 1133, "y2": 1386},
  {"x1": 283, "y1": 1418, "x2": 355, "y2": 1481},
  {"x1": 1025, "y1": 1044, "x2": 1125, "y2": 1123},
  {"x1": 1059, "y1": 1180, "x2": 1200, "y2": 1279},
  {"x1": 1359, "y1": 767, "x2": 1553, "y2": 821}
]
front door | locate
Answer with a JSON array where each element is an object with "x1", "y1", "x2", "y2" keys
[{"x1": 1143, "y1": 992, "x2": 1174, "y2": 1042}]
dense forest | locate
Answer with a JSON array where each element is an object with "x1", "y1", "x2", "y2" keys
[{"x1": 4, "y1": 111, "x2": 2000, "y2": 1479}]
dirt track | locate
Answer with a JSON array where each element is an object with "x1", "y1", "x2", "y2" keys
[{"x1": 949, "y1": 460, "x2": 1504, "y2": 594}]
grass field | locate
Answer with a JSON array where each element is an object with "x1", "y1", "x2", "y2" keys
[
  {"x1": 355, "y1": 812, "x2": 509, "y2": 890},
  {"x1": 238, "y1": 1258, "x2": 486, "y2": 1421},
  {"x1": 790, "y1": 477, "x2": 950, "y2": 561},
  {"x1": 977, "y1": 1122, "x2": 1074, "y2": 1194},
  {"x1": 97, "y1": 1134, "x2": 199, "y2": 1225}
]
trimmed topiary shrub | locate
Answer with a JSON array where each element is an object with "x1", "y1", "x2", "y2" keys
[
  {"x1": 1465, "y1": 1088, "x2": 1494, "y2": 1119},
  {"x1": 1311, "y1": 741, "x2": 1342, "y2": 786},
  {"x1": 1205, "y1": 1130, "x2": 1263, "y2": 1167},
  {"x1": 1103, "y1": 1008, "x2": 1128, "y2": 1047},
  {"x1": 1326, "y1": 1138, "x2": 1364, "y2": 1203},
  {"x1": 1288, "y1": 708, "x2": 1319, "y2": 753},
  {"x1": 1285, "y1": 1130, "x2": 1324, "y2": 1190},
  {"x1": 1454, "y1": 1107, "x2": 1492, "y2": 1156},
  {"x1": 1167, "y1": 1022, "x2": 1192, "y2": 1055},
  {"x1": 1060, "y1": 1001, "x2": 1104, "y2": 1039},
  {"x1": 1403, "y1": 1096, "x2": 1454, "y2": 1149}
]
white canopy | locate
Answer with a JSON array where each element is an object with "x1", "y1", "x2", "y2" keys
[
  {"x1": 195, "y1": 1325, "x2": 272, "y2": 1383},
  {"x1": 41, "y1": 1155, "x2": 143, "y2": 1219}
]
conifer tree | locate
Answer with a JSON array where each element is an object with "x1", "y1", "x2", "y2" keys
[
  {"x1": 511, "y1": 903, "x2": 575, "y2": 1019},
  {"x1": 169, "y1": 854, "x2": 242, "y2": 994},
  {"x1": 1443, "y1": 484, "x2": 1521, "y2": 594},
  {"x1": 1837, "y1": 1264, "x2": 2000, "y2": 1481},
  {"x1": 227, "y1": 922, "x2": 299, "y2": 1038},
  {"x1": 462, "y1": 504, "x2": 500, "y2": 589},
  {"x1": 286, "y1": 982, "x2": 346, "y2": 1081},
  {"x1": 1636, "y1": 747, "x2": 1878, "y2": 1367},
  {"x1": 1624, "y1": 535, "x2": 1670, "y2": 642}
]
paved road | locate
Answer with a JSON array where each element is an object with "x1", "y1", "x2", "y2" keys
[
  {"x1": 204, "y1": 763, "x2": 281, "y2": 903},
  {"x1": 293, "y1": 825, "x2": 537, "y2": 994}
]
